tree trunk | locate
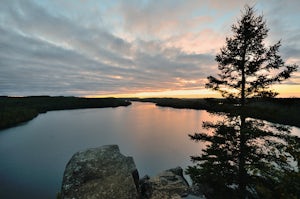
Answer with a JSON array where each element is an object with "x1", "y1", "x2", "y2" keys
[
  {"x1": 238, "y1": 115, "x2": 247, "y2": 198},
  {"x1": 241, "y1": 68, "x2": 246, "y2": 106},
  {"x1": 241, "y1": 41, "x2": 247, "y2": 106}
]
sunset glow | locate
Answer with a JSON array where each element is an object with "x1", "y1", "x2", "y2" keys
[
  {"x1": 272, "y1": 84, "x2": 300, "y2": 98},
  {"x1": 0, "y1": 0, "x2": 299, "y2": 98},
  {"x1": 86, "y1": 89, "x2": 221, "y2": 99}
]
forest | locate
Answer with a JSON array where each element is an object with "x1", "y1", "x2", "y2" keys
[
  {"x1": 133, "y1": 97, "x2": 300, "y2": 128},
  {"x1": 0, "y1": 96, "x2": 131, "y2": 130}
]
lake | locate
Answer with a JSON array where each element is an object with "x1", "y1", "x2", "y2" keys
[{"x1": 0, "y1": 102, "x2": 299, "y2": 198}]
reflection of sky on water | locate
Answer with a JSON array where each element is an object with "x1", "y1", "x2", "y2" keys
[
  {"x1": 0, "y1": 102, "x2": 299, "y2": 198},
  {"x1": 291, "y1": 126, "x2": 300, "y2": 137},
  {"x1": 247, "y1": 117, "x2": 300, "y2": 137},
  {"x1": 0, "y1": 102, "x2": 209, "y2": 198}
]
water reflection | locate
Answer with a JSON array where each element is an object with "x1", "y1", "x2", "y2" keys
[
  {"x1": 0, "y1": 102, "x2": 211, "y2": 198},
  {"x1": 187, "y1": 113, "x2": 300, "y2": 198},
  {"x1": 0, "y1": 102, "x2": 299, "y2": 198}
]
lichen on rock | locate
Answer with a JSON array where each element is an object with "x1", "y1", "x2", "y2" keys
[
  {"x1": 60, "y1": 145, "x2": 204, "y2": 199},
  {"x1": 61, "y1": 145, "x2": 139, "y2": 199},
  {"x1": 140, "y1": 167, "x2": 190, "y2": 199}
]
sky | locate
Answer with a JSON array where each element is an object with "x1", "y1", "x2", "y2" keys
[{"x1": 0, "y1": 0, "x2": 299, "y2": 98}]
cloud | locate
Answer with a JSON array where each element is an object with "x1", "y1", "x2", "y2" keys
[
  {"x1": 165, "y1": 30, "x2": 225, "y2": 54},
  {"x1": 0, "y1": 0, "x2": 299, "y2": 97}
]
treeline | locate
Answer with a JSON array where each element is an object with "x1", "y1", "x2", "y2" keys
[
  {"x1": 132, "y1": 98, "x2": 300, "y2": 128},
  {"x1": 0, "y1": 96, "x2": 131, "y2": 130}
]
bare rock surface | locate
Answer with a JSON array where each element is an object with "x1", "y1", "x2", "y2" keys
[
  {"x1": 60, "y1": 145, "x2": 205, "y2": 199},
  {"x1": 140, "y1": 167, "x2": 190, "y2": 199},
  {"x1": 61, "y1": 145, "x2": 139, "y2": 199}
]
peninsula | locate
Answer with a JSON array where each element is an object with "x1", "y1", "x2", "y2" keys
[{"x1": 0, "y1": 96, "x2": 131, "y2": 130}]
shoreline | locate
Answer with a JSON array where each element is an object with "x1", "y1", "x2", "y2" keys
[
  {"x1": 0, "y1": 96, "x2": 131, "y2": 130},
  {"x1": 1, "y1": 96, "x2": 300, "y2": 130},
  {"x1": 132, "y1": 97, "x2": 300, "y2": 128}
]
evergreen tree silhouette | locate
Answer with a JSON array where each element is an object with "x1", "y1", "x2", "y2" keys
[{"x1": 187, "y1": 5, "x2": 299, "y2": 199}]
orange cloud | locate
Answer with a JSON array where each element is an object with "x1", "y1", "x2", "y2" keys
[{"x1": 165, "y1": 29, "x2": 225, "y2": 54}]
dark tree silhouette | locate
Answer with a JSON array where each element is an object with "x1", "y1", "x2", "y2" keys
[
  {"x1": 187, "y1": 115, "x2": 300, "y2": 198},
  {"x1": 187, "y1": 5, "x2": 299, "y2": 199},
  {"x1": 206, "y1": 5, "x2": 298, "y2": 105}
]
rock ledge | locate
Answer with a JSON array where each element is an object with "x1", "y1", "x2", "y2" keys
[
  {"x1": 61, "y1": 145, "x2": 204, "y2": 199},
  {"x1": 61, "y1": 145, "x2": 139, "y2": 199}
]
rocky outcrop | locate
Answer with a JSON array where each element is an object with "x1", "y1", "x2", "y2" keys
[
  {"x1": 140, "y1": 167, "x2": 189, "y2": 199},
  {"x1": 61, "y1": 145, "x2": 139, "y2": 199},
  {"x1": 60, "y1": 145, "x2": 205, "y2": 199}
]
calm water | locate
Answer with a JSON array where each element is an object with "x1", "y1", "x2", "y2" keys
[{"x1": 0, "y1": 102, "x2": 299, "y2": 198}]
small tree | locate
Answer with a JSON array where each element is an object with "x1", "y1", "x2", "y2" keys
[{"x1": 206, "y1": 5, "x2": 298, "y2": 105}]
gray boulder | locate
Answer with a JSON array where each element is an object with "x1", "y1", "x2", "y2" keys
[
  {"x1": 140, "y1": 167, "x2": 190, "y2": 199},
  {"x1": 61, "y1": 145, "x2": 139, "y2": 199}
]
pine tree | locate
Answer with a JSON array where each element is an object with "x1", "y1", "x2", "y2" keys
[
  {"x1": 187, "y1": 5, "x2": 299, "y2": 199},
  {"x1": 206, "y1": 5, "x2": 298, "y2": 105},
  {"x1": 187, "y1": 115, "x2": 300, "y2": 198}
]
